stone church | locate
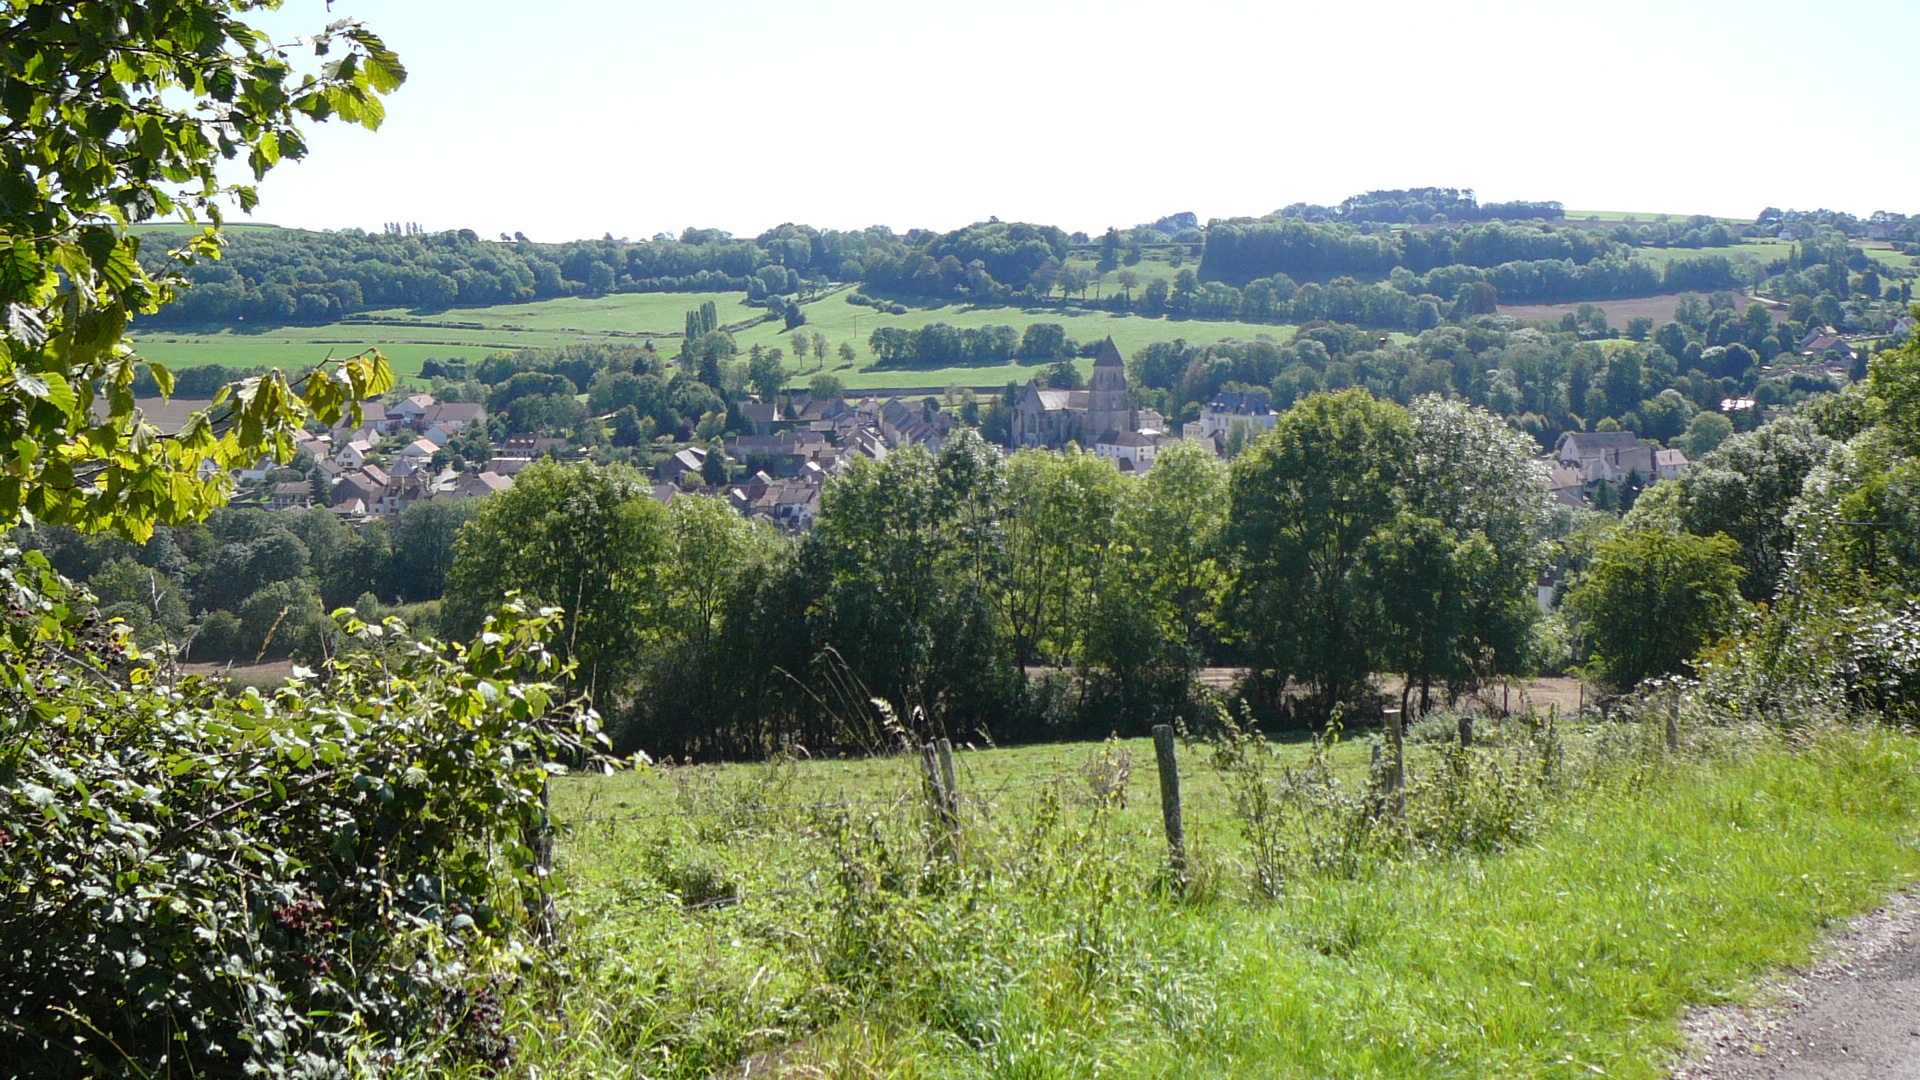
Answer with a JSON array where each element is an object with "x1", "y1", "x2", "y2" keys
[{"x1": 1011, "y1": 336, "x2": 1136, "y2": 448}]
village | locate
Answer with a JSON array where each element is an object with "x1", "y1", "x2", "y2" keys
[{"x1": 139, "y1": 315, "x2": 1887, "y2": 532}]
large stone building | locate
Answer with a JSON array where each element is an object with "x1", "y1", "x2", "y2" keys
[{"x1": 1012, "y1": 336, "x2": 1136, "y2": 448}]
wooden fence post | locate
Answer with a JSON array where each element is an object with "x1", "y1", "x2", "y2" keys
[
  {"x1": 1383, "y1": 707, "x2": 1407, "y2": 818},
  {"x1": 1151, "y1": 725, "x2": 1187, "y2": 889},
  {"x1": 528, "y1": 778, "x2": 557, "y2": 941},
  {"x1": 921, "y1": 741, "x2": 959, "y2": 851},
  {"x1": 935, "y1": 737, "x2": 959, "y2": 822},
  {"x1": 1458, "y1": 714, "x2": 1474, "y2": 748}
]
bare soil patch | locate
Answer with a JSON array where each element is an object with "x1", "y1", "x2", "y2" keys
[
  {"x1": 1673, "y1": 884, "x2": 1920, "y2": 1079},
  {"x1": 1501, "y1": 295, "x2": 1687, "y2": 327},
  {"x1": 179, "y1": 659, "x2": 297, "y2": 687}
]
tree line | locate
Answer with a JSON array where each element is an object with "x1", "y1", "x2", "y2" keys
[{"x1": 426, "y1": 393, "x2": 1551, "y2": 757}]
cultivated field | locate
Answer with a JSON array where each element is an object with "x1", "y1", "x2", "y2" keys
[
  {"x1": 1501, "y1": 295, "x2": 1690, "y2": 327},
  {"x1": 530, "y1": 717, "x2": 1920, "y2": 1079}
]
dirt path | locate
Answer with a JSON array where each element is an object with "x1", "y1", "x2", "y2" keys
[{"x1": 1673, "y1": 885, "x2": 1920, "y2": 1079}]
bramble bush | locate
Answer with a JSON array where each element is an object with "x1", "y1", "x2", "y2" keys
[{"x1": 0, "y1": 552, "x2": 602, "y2": 1079}]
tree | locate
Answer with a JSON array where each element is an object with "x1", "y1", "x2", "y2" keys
[
  {"x1": 444, "y1": 461, "x2": 671, "y2": 702},
  {"x1": 746, "y1": 347, "x2": 787, "y2": 400},
  {"x1": 1566, "y1": 528, "x2": 1744, "y2": 691},
  {"x1": 789, "y1": 331, "x2": 810, "y2": 366},
  {"x1": 999, "y1": 447, "x2": 1124, "y2": 670},
  {"x1": 1660, "y1": 417, "x2": 1835, "y2": 601},
  {"x1": 1398, "y1": 395, "x2": 1552, "y2": 698},
  {"x1": 809, "y1": 372, "x2": 845, "y2": 399},
  {"x1": 0, "y1": 3, "x2": 402, "y2": 542},
  {"x1": 837, "y1": 341, "x2": 857, "y2": 366},
  {"x1": 803, "y1": 439, "x2": 1015, "y2": 732},
  {"x1": 389, "y1": 498, "x2": 481, "y2": 603},
  {"x1": 1225, "y1": 390, "x2": 1412, "y2": 716},
  {"x1": 1680, "y1": 411, "x2": 1734, "y2": 458}
]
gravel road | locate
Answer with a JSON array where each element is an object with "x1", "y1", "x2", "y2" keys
[{"x1": 1674, "y1": 885, "x2": 1920, "y2": 1079}]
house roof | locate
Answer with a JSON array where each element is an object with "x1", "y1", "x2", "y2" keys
[
  {"x1": 272, "y1": 481, "x2": 312, "y2": 497},
  {"x1": 1559, "y1": 430, "x2": 1642, "y2": 455},
  {"x1": 1654, "y1": 449, "x2": 1689, "y2": 467},
  {"x1": 1099, "y1": 431, "x2": 1158, "y2": 448},
  {"x1": 1546, "y1": 464, "x2": 1585, "y2": 491},
  {"x1": 421, "y1": 402, "x2": 485, "y2": 424},
  {"x1": 1033, "y1": 388, "x2": 1074, "y2": 411},
  {"x1": 402, "y1": 438, "x2": 438, "y2": 456},
  {"x1": 1205, "y1": 391, "x2": 1275, "y2": 416}
]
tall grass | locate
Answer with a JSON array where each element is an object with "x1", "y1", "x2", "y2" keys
[{"x1": 496, "y1": 718, "x2": 1920, "y2": 1079}]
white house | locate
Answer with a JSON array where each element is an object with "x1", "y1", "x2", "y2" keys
[
  {"x1": 389, "y1": 393, "x2": 435, "y2": 425},
  {"x1": 1183, "y1": 391, "x2": 1276, "y2": 452},
  {"x1": 1556, "y1": 431, "x2": 1654, "y2": 484},
  {"x1": 333, "y1": 438, "x2": 375, "y2": 469},
  {"x1": 1095, "y1": 430, "x2": 1161, "y2": 473}
]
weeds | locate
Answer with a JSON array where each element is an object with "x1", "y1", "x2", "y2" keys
[{"x1": 517, "y1": 694, "x2": 1920, "y2": 1080}]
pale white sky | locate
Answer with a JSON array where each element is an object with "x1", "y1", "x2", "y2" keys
[{"x1": 237, "y1": 0, "x2": 1920, "y2": 241}]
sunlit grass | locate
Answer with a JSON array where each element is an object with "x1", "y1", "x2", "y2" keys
[{"x1": 506, "y1": 721, "x2": 1920, "y2": 1079}]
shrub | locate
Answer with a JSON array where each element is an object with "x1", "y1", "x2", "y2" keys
[{"x1": 0, "y1": 553, "x2": 602, "y2": 1079}]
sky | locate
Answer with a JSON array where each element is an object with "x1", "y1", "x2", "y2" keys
[{"x1": 233, "y1": 0, "x2": 1920, "y2": 242}]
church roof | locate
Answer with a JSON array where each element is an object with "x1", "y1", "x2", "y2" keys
[{"x1": 1091, "y1": 336, "x2": 1124, "y2": 368}]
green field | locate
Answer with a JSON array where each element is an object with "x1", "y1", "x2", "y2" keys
[
  {"x1": 1628, "y1": 238, "x2": 1790, "y2": 274},
  {"x1": 1565, "y1": 209, "x2": 1748, "y2": 226},
  {"x1": 527, "y1": 719, "x2": 1920, "y2": 1079},
  {"x1": 126, "y1": 287, "x2": 1306, "y2": 390},
  {"x1": 1859, "y1": 241, "x2": 1918, "y2": 272}
]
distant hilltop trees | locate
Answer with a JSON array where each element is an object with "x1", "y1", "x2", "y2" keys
[{"x1": 1276, "y1": 187, "x2": 1566, "y2": 225}]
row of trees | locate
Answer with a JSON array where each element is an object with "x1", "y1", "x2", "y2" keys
[
  {"x1": 19, "y1": 498, "x2": 479, "y2": 663},
  {"x1": 1124, "y1": 304, "x2": 1818, "y2": 453},
  {"x1": 865, "y1": 321, "x2": 1077, "y2": 367},
  {"x1": 437, "y1": 393, "x2": 1554, "y2": 755}
]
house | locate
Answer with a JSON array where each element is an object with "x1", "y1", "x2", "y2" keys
[
  {"x1": 738, "y1": 400, "x2": 782, "y2": 435},
  {"x1": 1095, "y1": 430, "x2": 1161, "y2": 473},
  {"x1": 389, "y1": 393, "x2": 436, "y2": 425},
  {"x1": 655, "y1": 445, "x2": 708, "y2": 484},
  {"x1": 270, "y1": 481, "x2": 314, "y2": 511},
  {"x1": 1183, "y1": 391, "x2": 1277, "y2": 451},
  {"x1": 1653, "y1": 448, "x2": 1691, "y2": 481},
  {"x1": 435, "y1": 471, "x2": 514, "y2": 500},
  {"x1": 1546, "y1": 463, "x2": 1586, "y2": 508},
  {"x1": 1556, "y1": 430, "x2": 1654, "y2": 484},
  {"x1": 373, "y1": 471, "x2": 438, "y2": 518},
  {"x1": 1012, "y1": 337, "x2": 1136, "y2": 448},
  {"x1": 330, "y1": 401, "x2": 387, "y2": 441},
  {"x1": 770, "y1": 482, "x2": 821, "y2": 530},
  {"x1": 1799, "y1": 333, "x2": 1857, "y2": 362},
  {"x1": 418, "y1": 401, "x2": 485, "y2": 434},
  {"x1": 331, "y1": 471, "x2": 384, "y2": 510},
  {"x1": 334, "y1": 439, "x2": 375, "y2": 468},
  {"x1": 392, "y1": 437, "x2": 440, "y2": 475}
]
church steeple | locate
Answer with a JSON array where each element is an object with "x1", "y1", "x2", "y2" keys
[{"x1": 1085, "y1": 336, "x2": 1132, "y2": 442}]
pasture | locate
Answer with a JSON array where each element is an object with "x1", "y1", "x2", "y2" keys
[
  {"x1": 526, "y1": 715, "x2": 1920, "y2": 1079},
  {"x1": 126, "y1": 288, "x2": 1306, "y2": 390}
]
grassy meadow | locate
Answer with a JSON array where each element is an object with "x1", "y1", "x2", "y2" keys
[
  {"x1": 126, "y1": 287, "x2": 1301, "y2": 391},
  {"x1": 514, "y1": 714, "x2": 1920, "y2": 1080}
]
